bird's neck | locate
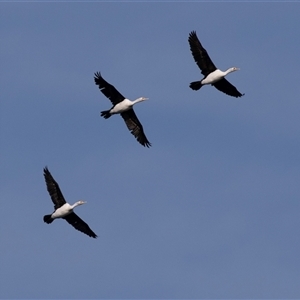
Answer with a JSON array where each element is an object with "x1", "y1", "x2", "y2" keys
[
  {"x1": 131, "y1": 97, "x2": 144, "y2": 105},
  {"x1": 224, "y1": 67, "x2": 235, "y2": 76},
  {"x1": 71, "y1": 201, "x2": 82, "y2": 209}
]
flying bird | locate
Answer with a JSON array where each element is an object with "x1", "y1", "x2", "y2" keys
[
  {"x1": 188, "y1": 31, "x2": 244, "y2": 98},
  {"x1": 94, "y1": 72, "x2": 151, "y2": 147},
  {"x1": 43, "y1": 167, "x2": 97, "y2": 238}
]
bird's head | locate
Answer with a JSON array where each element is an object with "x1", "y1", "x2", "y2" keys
[
  {"x1": 140, "y1": 97, "x2": 149, "y2": 101},
  {"x1": 77, "y1": 200, "x2": 87, "y2": 206},
  {"x1": 232, "y1": 67, "x2": 240, "y2": 72}
]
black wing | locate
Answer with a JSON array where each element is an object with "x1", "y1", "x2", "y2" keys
[
  {"x1": 64, "y1": 212, "x2": 97, "y2": 238},
  {"x1": 94, "y1": 72, "x2": 125, "y2": 105},
  {"x1": 188, "y1": 31, "x2": 217, "y2": 76},
  {"x1": 43, "y1": 167, "x2": 66, "y2": 210},
  {"x1": 121, "y1": 109, "x2": 151, "y2": 147},
  {"x1": 212, "y1": 78, "x2": 244, "y2": 98}
]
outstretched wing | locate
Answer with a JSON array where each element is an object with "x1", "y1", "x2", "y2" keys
[
  {"x1": 64, "y1": 212, "x2": 97, "y2": 238},
  {"x1": 94, "y1": 72, "x2": 125, "y2": 105},
  {"x1": 188, "y1": 31, "x2": 217, "y2": 76},
  {"x1": 213, "y1": 78, "x2": 244, "y2": 98},
  {"x1": 43, "y1": 167, "x2": 66, "y2": 210},
  {"x1": 121, "y1": 109, "x2": 151, "y2": 147}
]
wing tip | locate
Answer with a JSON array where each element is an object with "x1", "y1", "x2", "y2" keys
[
  {"x1": 85, "y1": 228, "x2": 98, "y2": 239},
  {"x1": 43, "y1": 166, "x2": 51, "y2": 176},
  {"x1": 143, "y1": 141, "x2": 152, "y2": 148},
  {"x1": 188, "y1": 30, "x2": 198, "y2": 40},
  {"x1": 137, "y1": 135, "x2": 151, "y2": 148},
  {"x1": 235, "y1": 92, "x2": 245, "y2": 98},
  {"x1": 94, "y1": 71, "x2": 102, "y2": 80}
]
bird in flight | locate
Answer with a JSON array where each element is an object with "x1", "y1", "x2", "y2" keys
[
  {"x1": 188, "y1": 31, "x2": 244, "y2": 98},
  {"x1": 94, "y1": 72, "x2": 151, "y2": 147},
  {"x1": 43, "y1": 167, "x2": 97, "y2": 238}
]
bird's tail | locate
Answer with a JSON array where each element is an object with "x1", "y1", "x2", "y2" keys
[
  {"x1": 189, "y1": 81, "x2": 203, "y2": 91},
  {"x1": 43, "y1": 215, "x2": 54, "y2": 224},
  {"x1": 100, "y1": 110, "x2": 111, "y2": 119}
]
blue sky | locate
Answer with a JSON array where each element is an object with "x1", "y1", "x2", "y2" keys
[{"x1": 1, "y1": 2, "x2": 300, "y2": 299}]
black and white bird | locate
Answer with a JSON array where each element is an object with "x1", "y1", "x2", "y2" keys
[
  {"x1": 43, "y1": 167, "x2": 97, "y2": 238},
  {"x1": 94, "y1": 72, "x2": 151, "y2": 147},
  {"x1": 188, "y1": 31, "x2": 244, "y2": 98}
]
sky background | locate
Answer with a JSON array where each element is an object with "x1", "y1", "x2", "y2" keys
[{"x1": 1, "y1": 2, "x2": 300, "y2": 299}]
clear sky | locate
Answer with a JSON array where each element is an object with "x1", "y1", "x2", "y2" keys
[{"x1": 1, "y1": 2, "x2": 300, "y2": 299}]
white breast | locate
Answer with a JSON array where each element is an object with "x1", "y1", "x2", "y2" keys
[
  {"x1": 52, "y1": 203, "x2": 73, "y2": 219},
  {"x1": 110, "y1": 99, "x2": 132, "y2": 114},
  {"x1": 201, "y1": 69, "x2": 225, "y2": 85}
]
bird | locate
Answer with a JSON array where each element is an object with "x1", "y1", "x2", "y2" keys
[
  {"x1": 42, "y1": 167, "x2": 97, "y2": 238},
  {"x1": 188, "y1": 31, "x2": 244, "y2": 98},
  {"x1": 94, "y1": 72, "x2": 151, "y2": 147}
]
